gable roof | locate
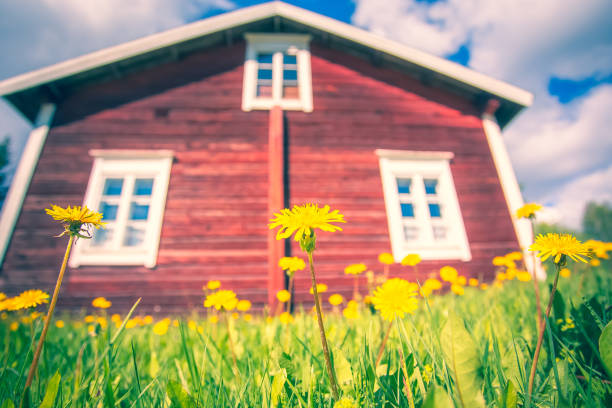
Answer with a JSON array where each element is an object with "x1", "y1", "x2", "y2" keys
[{"x1": 0, "y1": 1, "x2": 532, "y2": 128}]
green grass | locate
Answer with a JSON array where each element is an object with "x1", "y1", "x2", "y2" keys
[{"x1": 1, "y1": 265, "x2": 611, "y2": 407}]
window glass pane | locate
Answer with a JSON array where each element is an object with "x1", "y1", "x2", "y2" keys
[
  {"x1": 428, "y1": 203, "x2": 442, "y2": 218},
  {"x1": 424, "y1": 179, "x2": 438, "y2": 195},
  {"x1": 433, "y1": 226, "x2": 447, "y2": 240},
  {"x1": 403, "y1": 225, "x2": 419, "y2": 241},
  {"x1": 283, "y1": 86, "x2": 299, "y2": 99},
  {"x1": 283, "y1": 54, "x2": 297, "y2": 64},
  {"x1": 257, "y1": 69, "x2": 273, "y2": 80},
  {"x1": 123, "y1": 226, "x2": 145, "y2": 247},
  {"x1": 103, "y1": 178, "x2": 123, "y2": 196},
  {"x1": 396, "y1": 178, "x2": 411, "y2": 194},
  {"x1": 400, "y1": 203, "x2": 414, "y2": 218},
  {"x1": 134, "y1": 178, "x2": 154, "y2": 196},
  {"x1": 257, "y1": 53, "x2": 273, "y2": 64},
  {"x1": 257, "y1": 85, "x2": 273, "y2": 97},
  {"x1": 283, "y1": 69, "x2": 298, "y2": 81},
  {"x1": 91, "y1": 227, "x2": 113, "y2": 247},
  {"x1": 129, "y1": 203, "x2": 149, "y2": 221},
  {"x1": 99, "y1": 202, "x2": 118, "y2": 221}
]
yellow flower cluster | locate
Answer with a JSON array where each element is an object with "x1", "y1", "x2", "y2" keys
[
  {"x1": 585, "y1": 240, "x2": 612, "y2": 259},
  {"x1": 205, "y1": 280, "x2": 221, "y2": 290}
]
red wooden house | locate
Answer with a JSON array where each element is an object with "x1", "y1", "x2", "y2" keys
[{"x1": 0, "y1": 2, "x2": 535, "y2": 311}]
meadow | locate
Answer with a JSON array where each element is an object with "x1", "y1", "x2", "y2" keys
[{"x1": 0, "y1": 204, "x2": 611, "y2": 407}]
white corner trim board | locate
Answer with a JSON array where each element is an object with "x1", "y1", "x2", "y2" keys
[
  {"x1": 0, "y1": 103, "x2": 56, "y2": 266},
  {"x1": 481, "y1": 113, "x2": 545, "y2": 279}
]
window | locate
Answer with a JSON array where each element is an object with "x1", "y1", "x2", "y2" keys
[
  {"x1": 69, "y1": 150, "x2": 173, "y2": 268},
  {"x1": 377, "y1": 149, "x2": 471, "y2": 261},
  {"x1": 242, "y1": 33, "x2": 313, "y2": 112}
]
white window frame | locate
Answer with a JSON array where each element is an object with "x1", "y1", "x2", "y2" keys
[
  {"x1": 377, "y1": 149, "x2": 471, "y2": 262},
  {"x1": 69, "y1": 150, "x2": 173, "y2": 268},
  {"x1": 242, "y1": 33, "x2": 313, "y2": 112}
]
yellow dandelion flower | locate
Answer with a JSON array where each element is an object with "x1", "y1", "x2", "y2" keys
[
  {"x1": 243, "y1": 313, "x2": 253, "y2": 322},
  {"x1": 590, "y1": 258, "x2": 601, "y2": 267},
  {"x1": 1, "y1": 312, "x2": 7, "y2": 319},
  {"x1": 55, "y1": 320, "x2": 65, "y2": 328},
  {"x1": 529, "y1": 233, "x2": 591, "y2": 264},
  {"x1": 328, "y1": 294, "x2": 344, "y2": 306},
  {"x1": 423, "y1": 278, "x2": 442, "y2": 291},
  {"x1": 206, "y1": 280, "x2": 221, "y2": 290},
  {"x1": 10, "y1": 290, "x2": 49, "y2": 310},
  {"x1": 342, "y1": 304, "x2": 359, "y2": 319},
  {"x1": 237, "y1": 299, "x2": 251, "y2": 312},
  {"x1": 401, "y1": 253, "x2": 421, "y2": 266},
  {"x1": 480, "y1": 283, "x2": 489, "y2": 290},
  {"x1": 276, "y1": 289, "x2": 291, "y2": 303},
  {"x1": 279, "y1": 312, "x2": 294, "y2": 324},
  {"x1": 204, "y1": 290, "x2": 238, "y2": 311},
  {"x1": 96, "y1": 316, "x2": 108, "y2": 329},
  {"x1": 456, "y1": 276, "x2": 467, "y2": 285},
  {"x1": 451, "y1": 283, "x2": 465, "y2": 296},
  {"x1": 506, "y1": 268, "x2": 517, "y2": 280},
  {"x1": 363, "y1": 295, "x2": 373, "y2": 305},
  {"x1": 496, "y1": 272, "x2": 507, "y2": 281},
  {"x1": 420, "y1": 286, "x2": 432, "y2": 298},
  {"x1": 269, "y1": 203, "x2": 345, "y2": 244},
  {"x1": 516, "y1": 203, "x2": 542, "y2": 219},
  {"x1": 505, "y1": 251, "x2": 523, "y2": 261},
  {"x1": 9, "y1": 322, "x2": 18, "y2": 331},
  {"x1": 84, "y1": 315, "x2": 95, "y2": 323},
  {"x1": 92, "y1": 296, "x2": 111, "y2": 309},
  {"x1": 310, "y1": 283, "x2": 328, "y2": 294},
  {"x1": 143, "y1": 315, "x2": 153, "y2": 325},
  {"x1": 334, "y1": 397, "x2": 357, "y2": 408},
  {"x1": 378, "y1": 252, "x2": 394, "y2": 265},
  {"x1": 278, "y1": 257, "x2": 306, "y2": 273},
  {"x1": 153, "y1": 319, "x2": 170, "y2": 335},
  {"x1": 560, "y1": 268, "x2": 571, "y2": 278},
  {"x1": 439, "y1": 266, "x2": 458, "y2": 282},
  {"x1": 0, "y1": 297, "x2": 16, "y2": 311},
  {"x1": 468, "y1": 278, "x2": 479, "y2": 287},
  {"x1": 0, "y1": 293, "x2": 5, "y2": 301},
  {"x1": 517, "y1": 271, "x2": 531, "y2": 282},
  {"x1": 344, "y1": 263, "x2": 367, "y2": 275},
  {"x1": 585, "y1": 240, "x2": 610, "y2": 259},
  {"x1": 231, "y1": 312, "x2": 240, "y2": 320},
  {"x1": 492, "y1": 256, "x2": 515, "y2": 268},
  {"x1": 208, "y1": 315, "x2": 219, "y2": 324},
  {"x1": 371, "y1": 278, "x2": 419, "y2": 321},
  {"x1": 45, "y1": 204, "x2": 106, "y2": 238}
]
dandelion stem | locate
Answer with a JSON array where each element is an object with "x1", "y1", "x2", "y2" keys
[
  {"x1": 529, "y1": 219, "x2": 543, "y2": 331},
  {"x1": 527, "y1": 262, "x2": 561, "y2": 404},
  {"x1": 396, "y1": 319, "x2": 415, "y2": 408},
  {"x1": 22, "y1": 234, "x2": 74, "y2": 405},
  {"x1": 225, "y1": 311, "x2": 239, "y2": 376},
  {"x1": 375, "y1": 320, "x2": 394, "y2": 367},
  {"x1": 307, "y1": 251, "x2": 340, "y2": 400}
]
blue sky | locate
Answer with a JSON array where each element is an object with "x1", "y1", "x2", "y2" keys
[{"x1": 0, "y1": 0, "x2": 611, "y2": 229}]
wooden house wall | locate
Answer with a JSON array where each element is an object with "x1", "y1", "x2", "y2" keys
[{"x1": 0, "y1": 40, "x2": 520, "y2": 311}]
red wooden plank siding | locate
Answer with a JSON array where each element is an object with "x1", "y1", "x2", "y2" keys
[
  {"x1": 286, "y1": 44, "x2": 519, "y2": 305},
  {"x1": 0, "y1": 40, "x2": 519, "y2": 311}
]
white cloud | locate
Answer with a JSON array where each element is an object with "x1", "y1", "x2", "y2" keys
[{"x1": 353, "y1": 0, "x2": 612, "y2": 230}]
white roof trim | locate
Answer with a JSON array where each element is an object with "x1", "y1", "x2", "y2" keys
[
  {"x1": 375, "y1": 149, "x2": 454, "y2": 160},
  {"x1": 0, "y1": 2, "x2": 532, "y2": 107}
]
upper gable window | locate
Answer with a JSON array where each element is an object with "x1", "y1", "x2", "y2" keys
[
  {"x1": 242, "y1": 33, "x2": 313, "y2": 112},
  {"x1": 377, "y1": 150, "x2": 471, "y2": 262},
  {"x1": 69, "y1": 150, "x2": 173, "y2": 269}
]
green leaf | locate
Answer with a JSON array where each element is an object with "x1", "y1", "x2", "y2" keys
[
  {"x1": 270, "y1": 369, "x2": 287, "y2": 408},
  {"x1": 166, "y1": 380, "x2": 195, "y2": 408},
  {"x1": 441, "y1": 313, "x2": 485, "y2": 408},
  {"x1": 498, "y1": 380, "x2": 517, "y2": 408},
  {"x1": 552, "y1": 287, "x2": 566, "y2": 321},
  {"x1": 599, "y1": 320, "x2": 612, "y2": 378},
  {"x1": 422, "y1": 385, "x2": 453, "y2": 408},
  {"x1": 333, "y1": 348, "x2": 353, "y2": 390},
  {"x1": 39, "y1": 371, "x2": 61, "y2": 408},
  {"x1": 1, "y1": 399, "x2": 15, "y2": 408},
  {"x1": 279, "y1": 352, "x2": 298, "y2": 379}
]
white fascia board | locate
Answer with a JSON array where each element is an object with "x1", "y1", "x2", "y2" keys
[
  {"x1": 0, "y1": 2, "x2": 532, "y2": 109},
  {"x1": 481, "y1": 113, "x2": 545, "y2": 279},
  {"x1": 0, "y1": 103, "x2": 56, "y2": 266}
]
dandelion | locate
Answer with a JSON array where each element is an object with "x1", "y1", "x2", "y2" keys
[
  {"x1": 378, "y1": 252, "x2": 394, "y2": 265},
  {"x1": 143, "y1": 315, "x2": 153, "y2": 325},
  {"x1": 279, "y1": 256, "x2": 306, "y2": 273},
  {"x1": 276, "y1": 290, "x2": 291, "y2": 303},
  {"x1": 516, "y1": 203, "x2": 542, "y2": 219},
  {"x1": 206, "y1": 280, "x2": 221, "y2": 290},
  {"x1": 456, "y1": 276, "x2": 467, "y2": 285},
  {"x1": 560, "y1": 268, "x2": 571, "y2": 278},
  {"x1": 10, "y1": 322, "x2": 18, "y2": 331},
  {"x1": 468, "y1": 278, "x2": 479, "y2": 287},
  {"x1": 517, "y1": 271, "x2": 532, "y2": 282},
  {"x1": 506, "y1": 268, "x2": 517, "y2": 280},
  {"x1": 153, "y1": 319, "x2": 170, "y2": 335},
  {"x1": 585, "y1": 240, "x2": 611, "y2": 259},
  {"x1": 243, "y1": 313, "x2": 252, "y2": 322},
  {"x1": 208, "y1": 315, "x2": 219, "y2": 324},
  {"x1": 371, "y1": 278, "x2": 418, "y2": 322},
  {"x1": 329, "y1": 294, "x2": 344, "y2": 306},
  {"x1": 10, "y1": 290, "x2": 49, "y2": 310},
  {"x1": 279, "y1": 312, "x2": 294, "y2": 324},
  {"x1": 480, "y1": 283, "x2": 489, "y2": 290},
  {"x1": 345, "y1": 263, "x2": 367, "y2": 299},
  {"x1": 451, "y1": 283, "x2": 465, "y2": 296},
  {"x1": 439, "y1": 266, "x2": 458, "y2": 282},
  {"x1": 590, "y1": 258, "x2": 601, "y2": 267},
  {"x1": 237, "y1": 299, "x2": 251, "y2": 312},
  {"x1": 269, "y1": 203, "x2": 344, "y2": 399},
  {"x1": 529, "y1": 233, "x2": 591, "y2": 264},
  {"x1": 92, "y1": 296, "x2": 111, "y2": 309},
  {"x1": 424, "y1": 278, "x2": 442, "y2": 291},
  {"x1": 505, "y1": 251, "x2": 523, "y2": 261},
  {"x1": 334, "y1": 397, "x2": 357, "y2": 408},
  {"x1": 55, "y1": 320, "x2": 65, "y2": 328},
  {"x1": 401, "y1": 254, "x2": 421, "y2": 266},
  {"x1": 343, "y1": 301, "x2": 359, "y2": 319},
  {"x1": 204, "y1": 290, "x2": 238, "y2": 311},
  {"x1": 309, "y1": 283, "x2": 328, "y2": 294}
]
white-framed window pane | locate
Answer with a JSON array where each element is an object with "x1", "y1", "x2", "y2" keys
[
  {"x1": 129, "y1": 203, "x2": 149, "y2": 221},
  {"x1": 99, "y1": 201, "x2": 119, "y2": 221},
  {"x1": 428, "y1": 203, "x2": 442, "y2": 218},
  {"x1": 424, "y1": 178, "x2": 438, "y2": 195},
  {"x1": 134, "y1": 178, "x2": 154, "y2": 196},
  {"x1": 403, "y1": 225, "x2": 419, "y2": 241},
  {"x1": 400, "y1": 203, "x2": 415, "y2": 218},
  {"x1": 103, "y1": 178, "x2": 123, "y2": 196},
  {"x1": 397, "y1": 178, "x2": 412, "y2": 194},
  {"x1": 92, "y1": 226, "x2": 114, "y2": 247},
  {"x1": 123, "y1": 226, "x2": 145, "y2": 247}
]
